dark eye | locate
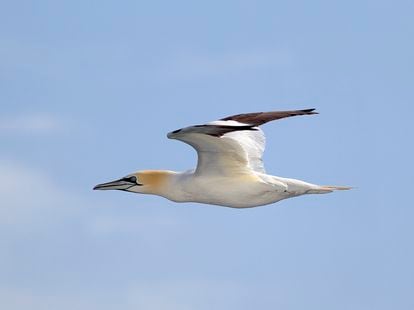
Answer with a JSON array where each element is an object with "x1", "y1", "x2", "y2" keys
[{"x1": 123, "y1": 176, "x2": 137, "y2": 183}]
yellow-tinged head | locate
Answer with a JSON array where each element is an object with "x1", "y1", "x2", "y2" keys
[{"x1": 93, "y1": 170, "x2": 174, "y2": 195}]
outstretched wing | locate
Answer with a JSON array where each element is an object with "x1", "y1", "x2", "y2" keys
[
  {"x1": 167, "y1": 109, "x2": 317, "y2": 176},
  {"x1": 221, "y1": 109, "x2": 317, "y2": 125}
]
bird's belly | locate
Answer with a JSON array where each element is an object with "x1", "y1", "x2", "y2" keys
[
  {"x1": 179, "y1": 177, "x2": 286, "y2": 208},
  {"x1": 201, "y1": 193, "x2": 283, "y2": 208}
]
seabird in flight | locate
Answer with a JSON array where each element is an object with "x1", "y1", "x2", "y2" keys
[{"x1": 94, "y1": 109, "x2": 350, "y2": 208}]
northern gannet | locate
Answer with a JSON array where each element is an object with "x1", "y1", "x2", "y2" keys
[{"x1": 94, "y1": 109, "x2": 350, "y2": 208}]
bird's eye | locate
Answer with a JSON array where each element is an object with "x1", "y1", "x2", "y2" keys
[{"x1": 123, "y1": 176, "x2": 137, "y2": 183}]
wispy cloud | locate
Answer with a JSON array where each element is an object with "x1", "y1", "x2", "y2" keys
[
  {"x1": 0, "y1": 114, "x2": 61, "y2": 135},
  {"x1": 162, "y1": 48, "x2": 292, "y2": 79},
  {"x1": 0, "y1": 159, "x2": 77, "y2": 230},
  {"x1": 0, "y1": 288, "x2": 99, "y2": 310},
  {"x1": 0, "y1": 279, "x2": 277, "y2": 310},
  {"x1": 126, "y1": 280, "x2": 247, "y2": 310},
  {"x1": 88, "y1": 214, "x2": 180, "y2": 237},
  {"x1": 0, "y1": 159, "x2": 181, "y2": 236},
  {"x1": 0, "y1": 38, "x2": 292, "y2": 83}
]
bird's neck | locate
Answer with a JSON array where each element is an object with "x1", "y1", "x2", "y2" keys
[{"x1": 138, "y1": 170, "x2": 178, "y2": 195}]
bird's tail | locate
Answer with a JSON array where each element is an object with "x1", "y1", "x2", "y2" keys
[{"x1": 307, "y1": 185, "x2": 352, "y2": 194}]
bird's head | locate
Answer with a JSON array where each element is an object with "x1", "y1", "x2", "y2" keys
[{"x1": 93, "y1": 170, "x2": 173, "y2": 195}]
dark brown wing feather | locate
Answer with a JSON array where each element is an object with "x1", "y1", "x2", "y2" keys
[
  {"x1": 193, "y1": 124, "x2": 258, "y2": 137},
  {"x1": 169, "y1": 124, "x2": 258, "y2": 138},
  {"x1": 221, "y1": 108, "x2": 318, "y2": 126}
]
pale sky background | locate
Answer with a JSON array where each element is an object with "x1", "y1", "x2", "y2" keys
[{"x1": 1, "y1": 1, "x2": 414, "y2": 309}]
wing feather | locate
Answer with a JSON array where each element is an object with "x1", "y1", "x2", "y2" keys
[
  {"x1": 221, "y1": 108, "x2": 317, "y2": 126},
  {"x1": 167, "y1": 109, "x2": 317, "y2": 176},
  {"x1": 168, "y1": 126, "x2": 264, "y2": 175}
]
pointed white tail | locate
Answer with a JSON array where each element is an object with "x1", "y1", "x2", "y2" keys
[{"x1": 308, "y1": 185, "x2": 352, "y2": 194}]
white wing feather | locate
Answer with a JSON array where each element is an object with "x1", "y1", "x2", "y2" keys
[{"x1": 168, "y1": 120, "x2": 266, "y2": 176}]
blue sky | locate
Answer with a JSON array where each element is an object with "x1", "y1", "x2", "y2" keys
[{"x1": 1, "y1": 0, "x2": 414, "y2": 309}]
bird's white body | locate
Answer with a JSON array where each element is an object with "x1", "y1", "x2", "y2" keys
[
  {"x1": 94, "y1": 109, "x2": 350, "y2": 208},
  {"x1": 159, "y1": 171, "x2": 319, "y2": 208}
]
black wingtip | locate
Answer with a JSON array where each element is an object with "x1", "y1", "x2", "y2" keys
[
  {"x1": 286, "y1": 108, "x2": 318, "y2": 117},
  {"x1": 302, "y1": 108, "x2": 318, "y2": 114}
]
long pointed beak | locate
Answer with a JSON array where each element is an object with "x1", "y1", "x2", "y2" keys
[{"x1": 93, "y1": 178, "x2": 136, "y2": 191}]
